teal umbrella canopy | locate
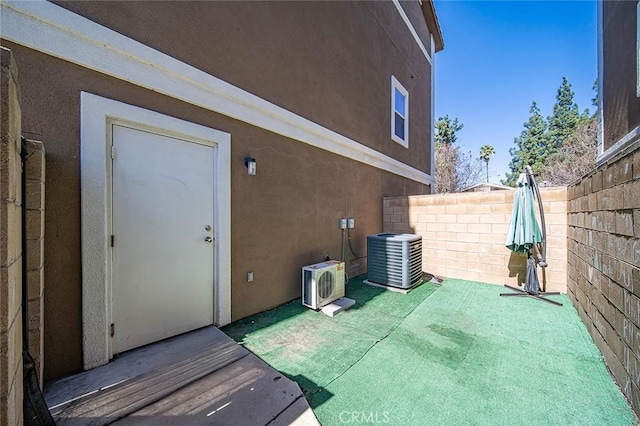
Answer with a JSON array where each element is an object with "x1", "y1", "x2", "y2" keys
[{"x1": 505, "y1": 173, "x2": 542, "y2": 253}]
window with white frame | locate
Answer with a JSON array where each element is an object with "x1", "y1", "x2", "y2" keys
[{"x1": 391, "y1": 76, "x2": 409, "y2": 147}]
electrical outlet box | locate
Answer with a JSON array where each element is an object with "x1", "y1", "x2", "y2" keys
[
  {"x1": 247, "y1": 271, "x2": 254, "y2": 282},
  {"x1": 347, "y1": 218, "x2": 355, "y2": 229},
  {"x1": 339, "y1": 218, "x2": 347, "y2": 229}
]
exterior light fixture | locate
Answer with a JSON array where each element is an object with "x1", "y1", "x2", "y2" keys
[{"x1": 244, "y1": 157, "x2": 256, "y2": 175}]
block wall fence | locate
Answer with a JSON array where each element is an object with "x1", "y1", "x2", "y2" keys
[
  {"x1": 567, "y1": 146, "x2": 640, "y2": 414},
  {"x1": 25, "y1": 140, "x2": 45, "y2": 386},
  {"x1": 1, "y1": 47, "x2": 24, "y2": 426},
  {"x1": 0, "y1": 47, "x2": 46, "y2": 426},
  {"x1": 383, "y1": 187, "x2": 568, "y2": 293}
]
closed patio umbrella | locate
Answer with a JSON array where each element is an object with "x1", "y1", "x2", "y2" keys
[
  {"x1": 505, "y1": 173, "x2": 542, "y2": 255},
  {"x1": 500, "y1": 166, "x2": 561, "y2": 306},
  {"x1": 524, "y1": 256, "x2": 540, "y2": 295}
]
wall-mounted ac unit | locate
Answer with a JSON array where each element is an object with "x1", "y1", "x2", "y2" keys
[
  {"x1": 367, "y1": 233, "x2": 422, "y2": 289},
  {"x1": 302, "y1": 260, "x2": 345, "y2": 310}
]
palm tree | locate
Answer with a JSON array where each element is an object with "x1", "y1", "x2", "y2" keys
[{"x1": 479, "y1": 145, "x2": 495, "y2": 183}]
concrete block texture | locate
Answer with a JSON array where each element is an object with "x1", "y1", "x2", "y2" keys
[
  {"x1": 0, "y1": 201, "x2": 21, "y2": 269},
  {"x1": 24, "y1": 141, "x2": 45, "y2": 179},
  {"x1": 0, "y1": 46, "x2": 23, "y2": 426},
  {"x1": 0, "y1": 261, "x2": 21, "y2": 334},
  {"x1": 0, "y1": 306, "x2": 22, "y2": 426},
  {"x1": 384, "y1": 187, "x2": 568, "y2": 292},
  {"x1": 567, "y1": 145, "x2": 640, "y2": 418},
  {"x1": 25, "y1": 180, "x2": 44, "y2": 212}
]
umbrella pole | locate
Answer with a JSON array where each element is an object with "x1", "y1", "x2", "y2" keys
[
  {"x1": 500, "y1": 250, "x2": 563, "y2": 306},
  {"x1": 525, "y1": 166, "x2": 547, "y2": 268}
]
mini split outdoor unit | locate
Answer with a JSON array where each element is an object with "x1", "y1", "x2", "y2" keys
[
  {"x1": 367, "y1": 233, "x2": 422, "y2": 289},
  {"x1": 302, "y1": 260, "x2": 345, "y2": 310}
]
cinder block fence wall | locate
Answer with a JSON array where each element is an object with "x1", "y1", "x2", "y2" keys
[
  {"x1": 25, "y1": 140, "x2": 45, "y2": 386},
  {"x1": 1, "y1": 47, "x2": 24, "y2": 426},
  {"x1": 567, "y1": 146, "x2": 640, "y2": 413},
  {"x1": 383, "y1": 187, "x2": 568, "y2": 293},
  {"x1": 0, "y1": 47, "x2": 46, "y2": 426}
]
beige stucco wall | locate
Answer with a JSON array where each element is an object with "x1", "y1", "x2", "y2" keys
[
  {"x1": 1, "y1": 0, "x2": 436, "y2": 380},
  {"x1": 0, "y1": 46, "x2": 24, "y2": 426},
  {"x1": 383, "y1": 187, "x2": 568, "y2": 293},
  {"x1": 54, "y1": 0, "x2": 435, "y2": 175},
  {"x1": 567, "y1": 146, "x2": 640, "y2": 415}
]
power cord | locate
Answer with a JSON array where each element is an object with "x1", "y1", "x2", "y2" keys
[{"x1": 347, "y1": 228, "x2": 366, "y2": 259}]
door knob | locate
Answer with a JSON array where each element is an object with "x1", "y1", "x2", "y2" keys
[{"x1": 204, "y1": 236, "x2": 213, "y2": 244}]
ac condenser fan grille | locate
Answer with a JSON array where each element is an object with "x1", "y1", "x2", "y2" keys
[
  {"x1": 317, "y1": 271, "x2": 335, "y2": 300},
  {"x1": 367, "y1": 233, "x2": 422, "y2": 289}
]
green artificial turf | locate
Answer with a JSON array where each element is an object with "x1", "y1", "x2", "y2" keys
[{"x1": 223, "y1": 278, "x2": 637, "y2": 425}]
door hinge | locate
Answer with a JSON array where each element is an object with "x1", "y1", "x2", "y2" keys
[
  {"x1": 111, "y1": 235, "x2": 115, "y2": 247},
  {"x1": 110, "y1": 323, "x2": 115, "y2": 337},
  {"x1": 110, "y1": 145, "x2": 116, "y2": 159}
]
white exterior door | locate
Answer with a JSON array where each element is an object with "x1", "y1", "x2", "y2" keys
[{"x1": 111, "y1": 125, "x2": 215, "y2": 354}]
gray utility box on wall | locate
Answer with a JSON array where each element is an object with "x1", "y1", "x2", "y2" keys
[{"x1": 366, "y1": 233, "x2": 422, "y2": 289}]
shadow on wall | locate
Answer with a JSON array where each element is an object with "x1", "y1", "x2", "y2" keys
[
  {"x1": 507, "y1": 252, "x2": 527, "y2": 287},
  {"x1": 383, "y1": 189, "x2": 568, "y2": 293}
]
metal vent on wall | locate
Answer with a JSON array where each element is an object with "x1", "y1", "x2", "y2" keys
[{"x1": 367, "y1": 233, "x2": 422, "y2": 289}]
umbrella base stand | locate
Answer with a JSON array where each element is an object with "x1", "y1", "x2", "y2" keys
[{"x1": 500, "y1": 285, "x2": 563, "y2": 306}]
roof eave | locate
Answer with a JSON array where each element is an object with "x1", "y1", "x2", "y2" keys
[{"x1": 421, "y1": 0, "x2": 445, "y2": 52}]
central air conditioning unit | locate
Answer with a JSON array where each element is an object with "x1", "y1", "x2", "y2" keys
[
  {"x1": 302, "y1": 260, "x2": 345, "y2": 310},
  {"x1": 367, "y1": 233, "x2": 422, "y2": 289}
]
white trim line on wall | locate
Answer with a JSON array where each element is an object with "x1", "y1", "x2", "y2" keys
[
  {"x1": 81, "y1": 92, "x2": 232, "y2": 370},
  {"x1": 0, "y1": 0, "x2": 434, "y2": 187},
  {"x1": 391, "y1": 0, "x2": 433, "y2": 65},
  {"x1": 596, "y1": 124, "x2": 640, "y2": 165}
]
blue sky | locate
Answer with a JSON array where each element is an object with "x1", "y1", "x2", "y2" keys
[{"x1": 433, "y1": 0, "x2": 597, "y2": 184}]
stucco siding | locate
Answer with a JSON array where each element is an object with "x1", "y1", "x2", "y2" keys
[
  {"x1": 2, "y1": 41, "x2": 430, "y2": 380},
  {"x1": 54, "y1": 0, "x2": 434, "y2": 174}
]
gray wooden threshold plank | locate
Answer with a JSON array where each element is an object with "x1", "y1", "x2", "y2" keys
[
  {"x1": 97, "y1": 346, "x2": 246, "y2": 419},
  {"x1": 45, "y1": 326, "x2": 236, "y2": 410},
  {"x1": 114, "y1": 354, "x2": 307, "y2": 426},
  {"x1": 54, "y1": 341, "x2": 248, "y2": 425},
  {"x1": 53, "y1": 342, "x2": 244, "y2": 417},
  {"x1": 54, "y1": 341, "x2": 240, "y2": 416}
]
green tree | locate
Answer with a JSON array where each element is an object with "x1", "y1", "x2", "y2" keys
[
  {"x1": 435, "y1": 115, "x2": 463, "y2": 145},
  {"x1": 434, "y1": 116, "x2": 482, "y2": 193},
  {"x1": 478, "y1": 145, "x2": 495, "y2": 183},
  {"x1": 503, "y1": 102, "x2": 548, "y2": 186},
  {"x1": 540, "y1": 118, "x2": 597, "y2": 185},
  {"x1": 546, "y1": 77, "x2": 582, "y2": 151}
]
